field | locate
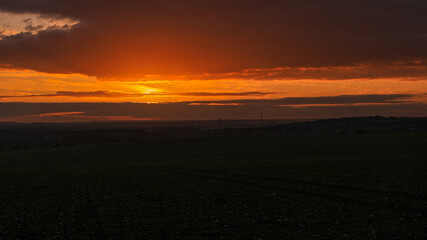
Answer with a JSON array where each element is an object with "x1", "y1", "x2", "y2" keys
[{"x1": 0, "y1": 132, "x2": 426, "y2": 239}]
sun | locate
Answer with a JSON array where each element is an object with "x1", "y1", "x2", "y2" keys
[{"x1": 142, "y1": 89, "x2": 161, "y2": 95}]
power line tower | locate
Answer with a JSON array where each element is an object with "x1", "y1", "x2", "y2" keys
[
  {"x1": 259, "y1": 112, "x2": 263, "y2": 128},
  {"x1": 218, "y1": 113, "x2": 222, "y2": 129}
]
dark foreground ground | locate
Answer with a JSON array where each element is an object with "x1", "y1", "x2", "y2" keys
[{"x1": 0, "y1": 131, "x2": 426, "y2": 239}]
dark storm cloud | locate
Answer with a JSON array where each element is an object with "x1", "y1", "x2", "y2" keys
[{"x1": 0, "y1": 0, "x2": 426, "y2": 79}]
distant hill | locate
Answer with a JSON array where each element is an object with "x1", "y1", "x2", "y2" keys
[
  {"x1": 0, "y1": 117, "x2": 426, "y2": 152},
  {"x1": 273, "y1": 116, "x2": 427, "y2": 134}
]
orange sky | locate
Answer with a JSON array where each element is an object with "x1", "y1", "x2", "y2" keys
[
  {"x1": 1, "y1": 68, "x2": 427, "y2": 104},
  {"x1": 0, "y1": 2, "x2": 426, "y2": 120}
]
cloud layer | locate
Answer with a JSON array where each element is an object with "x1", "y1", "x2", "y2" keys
[
  {"x1": 0, "y1": 0, "x2": 426, "y2": 80},
  {"x1": 0, "y1": 91, "x2": 275, "y2": 99},
  {"x1": 1, "y1": 94, "x2": 425, "y2": 121}
]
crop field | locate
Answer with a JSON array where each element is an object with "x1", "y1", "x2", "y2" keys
[{"x1": 0, "y1": 133, "x2": 426, "y2": 239}]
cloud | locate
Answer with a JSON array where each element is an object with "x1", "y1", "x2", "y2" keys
[
  {"x1": 0, "y1": 11, "x2": 78, "y2": 38},
  {"x1": 174, "y1": 92, "x2": 275, "y2": 97},
  {"x1": 0, "y1": 91, "x2": 275, "y2": 99},
  {"x1": 4, "y1": 111, "x2": 158, "y2": 122},
  {"x1": 53, "y1": 91, "x2": 137, "y2": 98},
  {"x1": 0, "y1": 0, "x2": 426, "y2": 80},
  {"x1": 187, "y1": 65, "x2": 427, "y2": 81},
  {"x1": 1, "y1": 94, "x2": 425, "y2": 121},
  {"x1": 30, "y1": 111, "x2": 84, "y2": 117},
  {"x1": 185, "y1": 94, "x2": 416, "y2": 105}
]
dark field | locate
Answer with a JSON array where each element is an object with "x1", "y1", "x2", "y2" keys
[{"x1": 0, "y1": 132, "x2": 426, "y2": 239}]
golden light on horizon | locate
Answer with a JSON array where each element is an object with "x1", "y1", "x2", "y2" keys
[{"x1": 1, "y1": 68, "x2": 427, "y2": 105}]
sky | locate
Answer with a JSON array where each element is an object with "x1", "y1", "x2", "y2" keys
[{"x1": 0, "y1": 0, "x2": 426, "y2": 121}]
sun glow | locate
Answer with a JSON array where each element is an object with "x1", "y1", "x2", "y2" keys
[{"x1": 1, "y1": 68, "x2": 427, "y2": 105}]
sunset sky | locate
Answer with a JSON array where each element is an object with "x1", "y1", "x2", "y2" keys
[{"x1": 0, "y1": 0, "x2": 426, "y2": 121}]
